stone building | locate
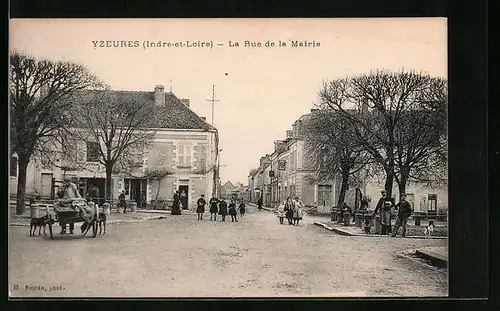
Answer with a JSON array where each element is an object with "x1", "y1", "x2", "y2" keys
[{"x1": 9, "y1": 85, "x2": 219, "y2": 211}]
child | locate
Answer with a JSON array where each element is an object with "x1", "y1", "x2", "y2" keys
[
  {"x1": 196, "y1": 194, "x2": 206, "y2": 220},
  {"x1": 276, "y1": 201, "x2": 285, "y2": 224},
  {"x1": 228, "y1": 201, "x2": 238, "y2": 222},
  {"x1": 239, "y1": 200, "x2": 246, "y2": 217},
  {"x1": 218, "y1": 199, "x2": 228, "y2": 221}
]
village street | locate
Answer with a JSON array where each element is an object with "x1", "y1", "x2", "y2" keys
[{"x1": 9, "y1": 205, "x2": 447, "y2": 298}]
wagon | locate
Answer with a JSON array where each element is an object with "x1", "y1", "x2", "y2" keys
[{"x1": 46, "y1": 181, "x2": 101, "y2": 240}]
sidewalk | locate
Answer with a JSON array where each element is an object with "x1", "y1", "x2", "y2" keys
[
  {"x1": 311, "y1": 214, "x2": 447, "y2": 240},
  {"x1": 9, "y1": 207, "x2": 196, "y2": 227}
]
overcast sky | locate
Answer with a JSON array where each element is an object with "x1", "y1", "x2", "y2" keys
[{"x1": 10, "y1": 18, "x2": 447, "y2": 185}]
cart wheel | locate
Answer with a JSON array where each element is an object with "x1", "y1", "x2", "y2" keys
[
  {"x1": 92, "y1": 221, "x2": 98, "y2": 238},
  {"x1": 48, "y1": 223, "x2": 54, "y2": 240}
]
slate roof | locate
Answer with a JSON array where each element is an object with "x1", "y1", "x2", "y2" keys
[{"x1": 74, "y1": 89, "x2": 214, "y2": 131}]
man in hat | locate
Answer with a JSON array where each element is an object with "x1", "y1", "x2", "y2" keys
[
  {"x1": 392, "y1": 193, "x2": 413, "y2": 238},
  {"x1": 373, "y1": 189, "x2": 395, "y2": 235}
]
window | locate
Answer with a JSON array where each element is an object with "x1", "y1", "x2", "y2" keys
[
  {"x1": 10, "y1": 156, "x2": 18, "y2": 177},
  {"x1": 177, "y1": 143, "x2": 192, "y2": 167},
  {"x1": 86, "y1": 142, "x2": 100, "y2": 162}
]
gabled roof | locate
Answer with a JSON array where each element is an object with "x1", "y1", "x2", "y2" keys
[
  {"x1": 74, "y1": 89, "x2": 214, "y2": 131},
  {"x1": 222, "y1": 181, "x2": 236, "y2": 189}
]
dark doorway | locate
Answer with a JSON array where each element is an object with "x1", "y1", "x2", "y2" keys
[{"x1": 178, "y1": 185, "x2": 189, "y2": 210}]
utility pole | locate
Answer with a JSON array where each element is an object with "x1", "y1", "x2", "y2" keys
[{"x1": 206, "y1": 84, "x2": 220, "y2": 126}]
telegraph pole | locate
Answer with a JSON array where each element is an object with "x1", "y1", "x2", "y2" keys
[{"x1": 206, "y1": 84, "x2": 220, "y2": 126}]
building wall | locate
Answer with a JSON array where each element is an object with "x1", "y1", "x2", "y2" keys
[{"x1": 10, "y1": 129, "x2": 217, "y2": 210}]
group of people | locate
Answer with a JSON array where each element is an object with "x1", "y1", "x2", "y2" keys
[
  {"x1": 194, "y1": 195, "x2": 246, "y2": 222},
  {"x1": 372, "y1": 189, "x2": 413, "y2": 237},
  {"x1": 275, "y1": 196, "x2": 304, "y2": 225}
]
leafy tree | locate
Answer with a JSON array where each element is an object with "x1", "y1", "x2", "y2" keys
[{"x1": 9, "y1": 51, "x2": 104, "y2": 214}]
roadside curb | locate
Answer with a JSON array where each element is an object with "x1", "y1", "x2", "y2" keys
[
  {"x1": 313, "y1": 222, "x2": 356, "y2": 236},
  {"x1": 396, "y1": 249, "x2": 448, "y2": 271},
  {"x1": 313, "y1": 221, "x2": 448, "y2": 240}
]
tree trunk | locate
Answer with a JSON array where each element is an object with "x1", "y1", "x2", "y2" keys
[
  {"x1": 105, "y1": 164, "x2": 113, "y2": 202},
  {"x1": 337, "y1": 170, "x2": 350, "y2": 207},
  {"x1": 397, "y1": 168, "x2": 409, "y2": 201},
  {"x1": 15, "y1": 153, "x2": 29, "y2": 215}
]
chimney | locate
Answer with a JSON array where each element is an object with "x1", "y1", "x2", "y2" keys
[
  {"x1": 286, "y1": 130, "x2": 294, "y2": 139},
  {"x1": 274, "y1": 140, "x2": 286, "y2": 152},
  {"x1": 311, "y1": 108, "x2": 319, "y2": 113},
  {"x1": 181, "y1": 98, "x2": 190, "y2": 107},
  {"x1": 154, "y1": 85, "x2": 165, "y2": 106}
]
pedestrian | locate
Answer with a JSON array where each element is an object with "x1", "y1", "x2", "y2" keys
[
  {"x1": 196, "y1": 194, "x2": 206, "y2": 220},
  {"x1": 284, "y1": 197, "x2": 293, "y2": 225},
  {"x1": 228, "y1": 200, "x2": 238, "y2": 222},
  {"x1": 218, "y1": 199, "x2": 228, "y2": 221},
  {"x1": 292, "y1": 196, "x2": 304, "y2": 225},
  {"x1": 239, "y1": 200, "x2": 246, "y2": 217},
  {"x1": 257, "y1": 196, "x2": 263, "y2": 211},
  {"x1": 373, "y1": 190, "x2": 395, "y2": 235},
  {"x1": 171, "y1": 191, "x2": 182, "y2": 215},
  {"x1": 180, "y1": 190, "x2": 188, "y2": 210},
  {"x1": 209, "y1": 196, "x2": 219, "y2": 220},
  {"x1": 276, "y1": 201, "x2": 285, "y2": 224},
  {"x1": 391, "y1": 193, "x2": 413, "y2": 238},
  {"x1": 119, "y1": 190, "x2": 127, "y2": 214}
]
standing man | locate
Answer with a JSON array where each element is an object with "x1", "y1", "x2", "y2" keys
[
  {"x1": 119, "y1": 190, "x2": 127, "y2": 214},
  {"x1": 209, "y1": 195, "x2": 219, "y2": 220},
  {"x1": 257, "y1": 196, "x2": 263, "y2": 211},
  {"x1": 391, "y1": 193, "x2": 413, "y2": 238},
  {"x1": 373, "y1": 190, "x2": 395, "y2": 235},
  {"x1": 196, "y1": 194, "x2": 206, "y2": 220},
  {"x1": 180, "y1": 190, "x2": 188, "y2": 210}
]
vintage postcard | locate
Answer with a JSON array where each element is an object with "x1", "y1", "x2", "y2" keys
[{"x1": 9, "y1": 18, "x2": 448, "y2": 298}]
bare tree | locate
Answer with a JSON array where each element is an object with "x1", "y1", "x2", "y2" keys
[
  {"x1": 304, "y1": 109, "x2": 372, "y2": 206},
  {"x1": 319, "y1": 69, "x2": 447, "y2": 198},
  {"x1": 142, "y1": 168, "x2": 173, "y2": 208},
  {"x1": 9, "y1": 51, "x2": 105, "y2": 214},
  {"x1": 71, "y1": 90, "x2": 158, "y2": 202}
]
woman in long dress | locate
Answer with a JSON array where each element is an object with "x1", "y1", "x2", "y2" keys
[
  {"x1": 172, "y1": 191, "x2": 181, "y2": 215},
  {"x1": 284, "y1": 197, "x2": 293, "y2": 225}
]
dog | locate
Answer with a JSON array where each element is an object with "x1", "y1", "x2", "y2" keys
[
  {"x1": 80, "y1": 212, "x2": 107, "y2": 236},
  {"x1": 424, "y1": 221, "x2": 435, "y2": 238},
  {"x1": 30, "y1": 215, "x2": 55, "y2": 236}
]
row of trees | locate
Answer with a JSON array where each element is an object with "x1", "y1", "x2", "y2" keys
[
  {"x1": 304, "y1": 69, "x2": 448, "y2": 206},
  {"x1": 10, "y1": 51, "x2": 160, "y2": 215}
]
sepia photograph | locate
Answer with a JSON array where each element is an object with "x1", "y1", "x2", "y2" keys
[{"x1": 9, "y1": 18, "x2": 448, "y2": 298}]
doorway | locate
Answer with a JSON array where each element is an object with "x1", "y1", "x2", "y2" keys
[{"x1": 178, "y1": 185, "x2": 189, "y2": 210}]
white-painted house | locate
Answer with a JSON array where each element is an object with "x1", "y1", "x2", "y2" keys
[{"x1": 9, "y1": 85, "x2": 219, "y2": 211}]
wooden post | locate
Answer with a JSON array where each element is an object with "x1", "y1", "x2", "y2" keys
[{"x1": 374, "y1": 215, "x2": 382, "y2": 234}]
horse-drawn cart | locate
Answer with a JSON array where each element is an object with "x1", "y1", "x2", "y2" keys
[{"x1": 46, "y1": 180, "x2": 102, "y2": 240}]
